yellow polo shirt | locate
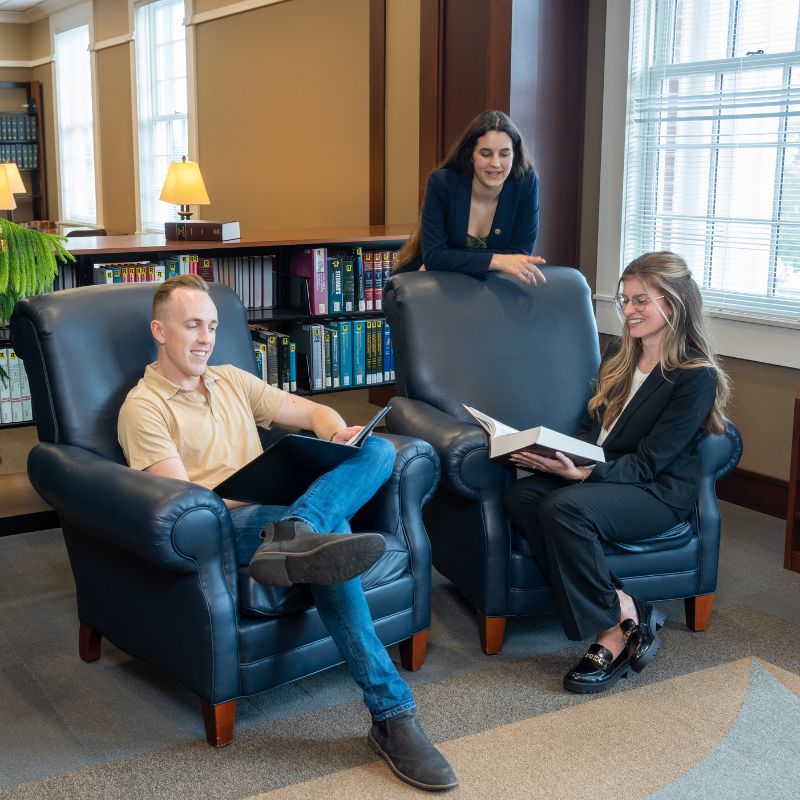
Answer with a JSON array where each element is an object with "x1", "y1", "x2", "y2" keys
[{"x1": 118, "y1": 363, "x2": 286, "y2": 489}]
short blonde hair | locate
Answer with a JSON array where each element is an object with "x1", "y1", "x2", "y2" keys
[{"x1": 152, "y1": 273, "x2": 209, "y2": 319}]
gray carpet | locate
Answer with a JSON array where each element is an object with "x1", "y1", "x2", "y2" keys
[{"x1": 1, "y1": 502, "x2": 799, "y2": 798}]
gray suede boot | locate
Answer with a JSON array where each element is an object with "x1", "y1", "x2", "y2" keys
[
  {"x1": 248, "y1": 519, "x2": 385, "y2": 587},
  {"x1": 368, "y1": 711, "x2": 458, "y2": 791}
]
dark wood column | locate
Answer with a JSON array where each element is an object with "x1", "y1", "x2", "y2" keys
[
  {"x1": 369, "y1": 0, "x2": 387, "y2": 225},
  {"x1": 418, "y1": 0, "x2": 589, "y2": 267}
]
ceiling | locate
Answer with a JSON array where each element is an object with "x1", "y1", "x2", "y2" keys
[{"x1": 0, "y1": 0, "x2": 77, "y2": 23}]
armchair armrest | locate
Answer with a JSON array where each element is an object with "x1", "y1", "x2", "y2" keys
[
  {"x1": 351, "y1": 432, "x2": 440, "y2": 633},
  {"x1": 28, "y1": 443, "x2": 235, "y2": 575},
  {"x1": 386, "y1": 396, "x2": 507, "y2": 498}
]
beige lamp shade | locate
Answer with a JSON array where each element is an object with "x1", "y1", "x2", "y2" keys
[
  {"x1": 159, "y1": 157, "x2": 210, "y2": 206},
  {"x1": 1, "y1": 163, "x2": 25, "y2": 194},
  {"x1": 0, "y1": 167, "x2": 17, "y2": 211}
]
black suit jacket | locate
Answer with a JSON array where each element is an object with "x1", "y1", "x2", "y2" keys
[
  {"x1": 576, "y1": 350, "x2": 718, "y2": 512},
  {"x1": 395, "y1": 167, "x2": 540, "y2": 278}
]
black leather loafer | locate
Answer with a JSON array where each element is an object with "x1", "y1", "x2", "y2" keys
[
  {"x1": 563, "y1": 642, "x2": 632, "y2": 694},
  {"x1": 627, "y1": 598, "x2": 666, "y2": 673}
]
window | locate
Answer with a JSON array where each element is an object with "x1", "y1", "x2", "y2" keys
[
  {"x1": 622, "y1": 0, "x2": 800, "y2": 323},
  {"x1": 134, "y1": 0, "x2": 188, "y2": 233},
  {"x1": 54, "y1": 24, "x2": 96, "y2": 224}
]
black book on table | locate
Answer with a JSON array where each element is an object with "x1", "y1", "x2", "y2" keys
[{"x1": 213, "y1": 406, "x2": 390, "y2": 505}]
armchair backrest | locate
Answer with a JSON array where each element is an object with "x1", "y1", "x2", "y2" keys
[
  {"x1": 384, "y1": 269, "x2": 601, "y2": 434},
  {"x1": 11, "y1": 283, "x2": 257, "y2": 463}
]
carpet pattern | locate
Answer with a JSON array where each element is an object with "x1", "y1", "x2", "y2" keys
[
  {"x1": 2, "y1": 605, "x2": 800, "y2": 799},
  {"x1": 2, "y1": 505, "x2": 800, "y2": 798}
]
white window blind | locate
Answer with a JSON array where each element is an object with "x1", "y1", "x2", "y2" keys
[
  {"x1": 134, "y1": 0, "x2": 188, "y2": 233},
  {"x1": 54, "y1": 24, "x2": 96, "y2": 225},
  {"x1": 623, "y1": 0, "x2": 800, "y2": 323}
]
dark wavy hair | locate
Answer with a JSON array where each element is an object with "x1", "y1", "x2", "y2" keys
[{"x1": 396, "y1": 110, "x2": 533, "y2": 269}]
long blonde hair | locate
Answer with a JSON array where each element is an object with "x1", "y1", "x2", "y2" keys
[
  {"x1": 395, "y1": 110, "x2": 533, "y2": 270},
  {"x1": 587, "y1": 251, "x2": 730, "y2": 434}
]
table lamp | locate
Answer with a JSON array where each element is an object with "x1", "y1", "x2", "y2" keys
[
  {"x1": 159, "y1": 155, "x2": 210, "y2": 220},
  {"x1": 1, "y1": 162, "x2": 25, "y2": 195},
  {"x1": 0, "y1": 167, "x2": 17, "y2": 212}
]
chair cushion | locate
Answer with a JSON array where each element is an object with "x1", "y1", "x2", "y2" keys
[{"x1": 238, "y1": 532, "x2": 410, "y2": 617}]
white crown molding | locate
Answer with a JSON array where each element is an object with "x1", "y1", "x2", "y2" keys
[
  {"x1": 91, "y1": 33, "x2": 133, "y2": 52},
  {"x1": 186, "y1": 0, "x2": 291, "y2": 26},
  {"x1": 0, "y1": 11, "x2": 28, "y2": 23},
  {"x1": 0, "y1": 56, "x2": 54, "y2": 68}
]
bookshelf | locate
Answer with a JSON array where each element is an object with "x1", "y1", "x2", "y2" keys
[
  {"x1": 785, "y1": 388, "x2": 800, "y2": 572},
  {"x1": 0, "y1": 226, "x2": 409, "y2": 431},
  {"x1": 0, "y1": 81, "x2": 47, "y2": 223}
]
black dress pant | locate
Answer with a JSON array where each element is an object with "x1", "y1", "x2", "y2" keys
[{"x1": 505, "y1": 474, "x2": 683, "y2": 641}]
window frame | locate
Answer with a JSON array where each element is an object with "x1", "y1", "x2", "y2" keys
[{"x1": 596, "y1": 0, "x2": 800, "y2": 369}]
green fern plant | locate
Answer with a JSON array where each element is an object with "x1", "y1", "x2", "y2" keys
[{"x1": 0, "y1": 218, "x2": 75, "y2": 381}]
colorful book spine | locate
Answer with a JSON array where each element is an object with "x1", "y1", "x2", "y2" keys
[
  {"x1": 342, "y1": 255, "x2": 356, "y2": 312},
  {"x1": 0, "y1": 348, "x2": 12, "y2": 424},
  {"x1": 288, "y1": 342, "x2": 297, "y2": 392},
  {"x1": 353, "y1": 319, "x2": 366, "y2": 386},
  {"x1": 373, "y1": 252, "x2": 385, "y2": 310},
  {"x1": 253, "y1": 344, "x2": 265, "y2": 380},
  {"x1": 290, "y1": 247, "x2": 328, "y2": 315},
  {"x1": 327, "y1": 255, "x2": 344, "y2": 314},
  {"x1": 364, "y1": 251, "x2": 374, "y2": 311},
  {"x1": 325, "y1": 326, "x2": 341, "y2": 389},
  {"x1": 337, "y1": 320, "x2": 353, "y2": 387},
  {"x1": 382, "y1": 319, "x2": 393, "y2": 381},
  {"x1": 275, "y1": 332, "x2": 292, "y2": 392},
  {"x1": 7, "y1": 347, "x2": 23, "y2": 423},
  {"x1": 353, "y1": 247, "x2": 365, "y2": 311},
  {"x1": 366, "y1": 319, "x2": 375, "y2": 385},
  {"x1": 322, "y1": 328, "x2": 333, "y2": 389}
]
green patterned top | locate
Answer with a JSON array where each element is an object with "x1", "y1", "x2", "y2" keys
[{"x1": 466, "y1": 233, "x2": 488, "y2": 249}]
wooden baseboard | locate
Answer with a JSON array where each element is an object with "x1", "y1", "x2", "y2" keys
[{"x1": 717, "y1": 467, "x2": 788, "y2": 520}]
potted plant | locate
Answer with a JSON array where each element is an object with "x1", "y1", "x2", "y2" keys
[{"x1": 0, "y1": 217, "x2": 75, "y2": 382}]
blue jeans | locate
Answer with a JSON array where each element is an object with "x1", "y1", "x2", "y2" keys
[{"x1": 229, "y1": 435, "x2": 416, "y2": 722}]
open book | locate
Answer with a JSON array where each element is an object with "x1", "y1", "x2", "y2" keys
[
  {"x1": 463, "y1": 405, "x2": 605, "y2": 466},
  {"x1": 213, "y1": 406, "x2": 391, "y2": 504}
]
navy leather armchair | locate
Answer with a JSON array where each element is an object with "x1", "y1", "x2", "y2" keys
[
  {"x1": 11, "y1": 283, "x2": 439, "y2": 745},
  {"x1": 383, "y1": 269, "x2": 742, "y2": 654}
]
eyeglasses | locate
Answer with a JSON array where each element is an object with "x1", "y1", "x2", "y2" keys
[{"x1": 613, "y1": 293, "x2": 664, "y2": 313}]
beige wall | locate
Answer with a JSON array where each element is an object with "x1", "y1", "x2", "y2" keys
[
  {"x1": 93, "y1": 0, "x2": 129, "y2": 42},
  {"x1": 95, "y1": 44, "x2": 135, "y2": 233},
  {"x1": 195, "y1": 0, "x2": 370, "y2": 229},
  {"x1": 194, "y1": 0, "x2": 291, "y2": 12},
  {"x1": 29, "y1": 19, "x2": 49, "y2": 60},
  {"x1": 385, "y1": 0, "x2": 420, "y2": 225},
  {"x1": 0, "y1": 23, "x2": 30, "y2": 61}
]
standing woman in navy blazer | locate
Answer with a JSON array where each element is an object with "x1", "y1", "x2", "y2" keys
[
  {"x1": 393, "y1": 110, "x2": 546, "y2": 284},
  {"x1": 505, "y1": 251, "x2": 731, "y2": 694}
]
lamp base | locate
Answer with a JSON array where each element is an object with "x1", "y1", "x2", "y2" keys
[{"x1": 177, "y1": 205, "x2": 193, "y2": 220}]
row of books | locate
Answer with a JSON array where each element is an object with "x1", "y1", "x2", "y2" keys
[
  {"x1": 290, "y1": 247, "x2": 398, "y2": 316},
  {"x1": 0, "y1": 142, "x2": 38, "y2": 169},
  {"x1": 0, "y1": 114, "x2": 37, "y2": 142},
  {"x1": 251, "y1": 326, "x2": 297, "y2": 392},
  {"x1": 0, "y1": 347, "x2": 32, "y2": 425},
  {"x1": 291, "y1": 318, "x2": 394, "y2": 391},
  {"x1": 91, "y1": 255, "x2": 275, "y2": 308}
]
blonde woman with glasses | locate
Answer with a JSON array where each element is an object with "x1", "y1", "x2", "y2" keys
[{"x1": 504, "y1": 251, "x2": 730, "y2": 694}]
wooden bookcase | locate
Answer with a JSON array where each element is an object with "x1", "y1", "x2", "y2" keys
[
  {"x1": 0, "y1": 226, "x2": 409, "y2": 430},
  {"x1": 784, "y1": 388, "x2": 800, "y2": 571},
  {"x1": 0, "y1": 80, "x2": 48, "y2": 222}
]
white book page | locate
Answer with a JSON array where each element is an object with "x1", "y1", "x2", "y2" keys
[{"x1": 463, "y1": 405, "x2": 519, "y2": 438}]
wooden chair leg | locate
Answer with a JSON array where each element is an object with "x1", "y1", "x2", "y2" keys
[
  {"x1": 78, "y1": 623, "x2": 102, "y2": 662},
  {"x1": 398, "y1": 630, "x2": 429, "y2": 671},
  {"x1": 201, "y1": 698, "x2": 237, "y2": 747},
  {"x1": 685, "y1": 593, "x2": 715, "y2": 631},
  {"x1": 479, "y1": 616, "x2": 507, "y2": 655}
]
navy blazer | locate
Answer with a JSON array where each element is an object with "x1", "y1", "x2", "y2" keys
[
  {"x1": 575, "y1": 346, "x2": 719, "y2": 513},
  {"x1": 397, "y1": 167, "x2": 539, "y2": 279}
]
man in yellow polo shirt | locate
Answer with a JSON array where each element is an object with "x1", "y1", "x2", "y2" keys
[{"x1": 117, "y1": 274, "x2": 457, "y2": 792}]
